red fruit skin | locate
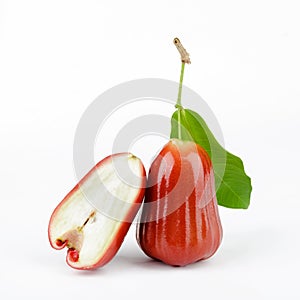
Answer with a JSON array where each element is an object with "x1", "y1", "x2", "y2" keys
[
  {"x1": 48, "y1": 153, "x2": 146, "y2": 270},
  {"x1": 137, "y1": 139, "x2": 222, "y2": 266}
]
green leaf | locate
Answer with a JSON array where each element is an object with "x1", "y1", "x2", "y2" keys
[{"x1": 171, "y1": 108, "x2": 252, "y2": 209}]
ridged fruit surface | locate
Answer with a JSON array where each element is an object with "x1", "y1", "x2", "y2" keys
[{"x1": 137, "y1": 139, "x2": 222, "y2": 266}]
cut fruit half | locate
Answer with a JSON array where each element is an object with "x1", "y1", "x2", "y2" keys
[{"x1": 48, "y1": 153, "x2": 146, "y2": 270}]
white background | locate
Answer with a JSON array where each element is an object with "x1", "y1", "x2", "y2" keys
[{"x1": 1, "y1": 0, "x2": 300, "y2": 299}]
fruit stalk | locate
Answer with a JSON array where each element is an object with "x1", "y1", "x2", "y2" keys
[{"x1": 173, "y1": 37, "x2": 190, "y2": 138}]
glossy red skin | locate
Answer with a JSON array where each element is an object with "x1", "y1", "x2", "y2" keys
[
  {"x1": 137, "y1": 139, "x2": 222, "y2": 266},
  {"x1": 48, "y1": 153, "x2": 146, "y2": 270}
]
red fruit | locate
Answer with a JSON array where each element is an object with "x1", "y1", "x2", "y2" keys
[
  {"x1": 137, "y1": 139, "x2": 222, "y2": 266},
  {"x1": 48, "y1": 153, "x2": 146, "y2": 270}
]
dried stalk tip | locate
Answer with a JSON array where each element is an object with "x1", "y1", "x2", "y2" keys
[{"x1": 173, "y1": 38, "x2": 191, "y2": 64}]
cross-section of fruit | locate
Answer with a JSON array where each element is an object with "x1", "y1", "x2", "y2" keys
[{"x1": 48, "y1": 153, "x2": 146, "y2": 270}]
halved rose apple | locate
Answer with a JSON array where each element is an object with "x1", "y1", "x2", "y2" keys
[{"x1": 48, "y1": 153, "x2": 146, "y2": 270}]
